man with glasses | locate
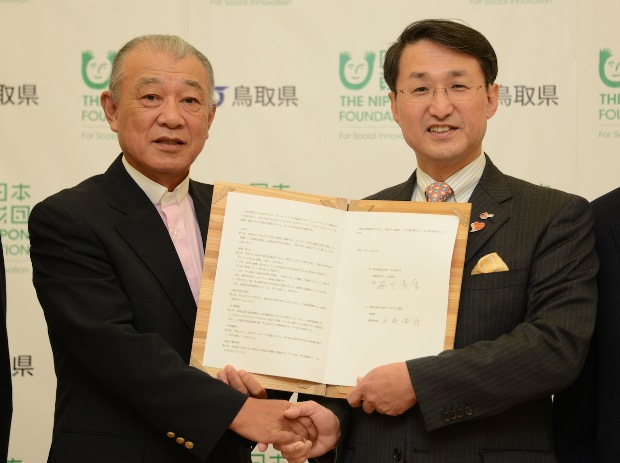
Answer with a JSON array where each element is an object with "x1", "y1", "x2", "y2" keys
[{"x1": 269, "y1": 18, "x2": 599, "y2": 463}]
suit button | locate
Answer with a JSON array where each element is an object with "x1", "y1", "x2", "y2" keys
[
  {"x1": 442, "y1": 412, "x2": 451, "y2": 422},
  {"x1": 450, "y1": 410, "x2": 458, "y2": 421},
  {"x1": 465, "y1": 406, "x2": 473, "y2": 416},
  {"x1": 457, "y1": 408, "x2": 464, "y2": 419},
  {"x1": 166, "y1": 432, "x2": 175, "y2": 439},
  {"x1": 185, "y1": 441, "x2": 194, "y2": 449},
  {"x1": 176, "y1": 437, "x2": 185, "y2": 444},
  {"x1": 393, "y1": 448, "x2": 402, "y2": 461}
]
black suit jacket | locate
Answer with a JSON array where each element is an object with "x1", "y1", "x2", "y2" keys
[
  {"x1": 0, "y1": 236, "x2": 12, "y2": 461},
  {"x1": 554, "y1": 187, "x2": 620, "y2": 462},
  {"x1": 29, "y1": 155, "x2": 251, "y2": 463},
  {"x1": 312, "y1": 156, "x2": 598, "y2": 463}
]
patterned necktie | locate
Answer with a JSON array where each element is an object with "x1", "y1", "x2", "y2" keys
[{"x1": 425, "y1": 182, "x2": 453, "y2": 202}]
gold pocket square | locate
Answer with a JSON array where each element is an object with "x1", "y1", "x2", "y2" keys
[{"x1": 471, "y1": 252, "x2": 509, "y2": 275}]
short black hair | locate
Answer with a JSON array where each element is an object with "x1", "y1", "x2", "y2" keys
[{"x1": 383, "y1": 19, "x2": 498, "y2": 93}]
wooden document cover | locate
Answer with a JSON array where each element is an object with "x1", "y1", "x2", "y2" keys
[{"x1": 191, "y1": 183, "x2": 471, "y2": 398}]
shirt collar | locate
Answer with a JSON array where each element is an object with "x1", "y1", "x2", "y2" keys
[
  {"x1": 122, "y1": 155, "x2": 190, "y2": 206},
  {"x1": 414, "y1": 152, "x2": 486, "y2": 202}
]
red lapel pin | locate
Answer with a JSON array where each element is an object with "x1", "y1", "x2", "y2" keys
[{"x1": 470, "y1": 221, "x2": 486, "y2": 233}]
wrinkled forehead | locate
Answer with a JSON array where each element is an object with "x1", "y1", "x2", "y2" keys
[
  {"x1": 123, "y1": 47, "x2": 209, "y2": 88},
  {"x1": 134, "y1": 75, "x2": 205, "y2": 92}
]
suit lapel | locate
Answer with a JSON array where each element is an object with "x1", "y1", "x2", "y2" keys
[
  {"x1": 464, "y1": 158, "x2": 512, "y2": 265},
  {"x1": 189, "y1": 180, "x2": 213, "y2": 248},
  {"x1": 381, "y1": 159, "x2": 513, "y2": 265},
  {"x1": 104, "y1": 156, "x2": 197, "y2": 331},
  {"x1": 391, "y1": 171, "x2": 417, "y2": 201}
]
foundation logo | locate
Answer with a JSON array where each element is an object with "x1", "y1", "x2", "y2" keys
[
  {"x1": 599, "y1": 48, "x2": 620, "y2": 88},
  {"x1": 80, "y1": 48, "x2": 119, "y2": 142},
  {"x1": 1, "y1": 181, "x2": 31, "y2": 267},
  {"x1": 597, "y1": 47, "x2": 620, "y2": 135},
  {"x1": 81, "y1": 50, "x2": 116, "y2": 90},
  {"x1": 339, "y1": 51, "x2": 376, "y2": 90},
  {"x1": 337, "y1": 48, "x2": 401, "y2": 142}
]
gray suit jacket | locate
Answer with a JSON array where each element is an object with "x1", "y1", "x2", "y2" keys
[
  {"x1": 29, "y1": 155, "x2": 251, "y2": 463},
  {"x1": 313, "y1": 156, "x2": 598, "y2": 463}
]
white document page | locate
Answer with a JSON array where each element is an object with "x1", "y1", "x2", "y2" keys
[
  {"x1": 203, "y1": 192, "x2": 345, "y2": 383},
  {"x1": 325, "y1": 211, "x2": 459, "y2": 385}
]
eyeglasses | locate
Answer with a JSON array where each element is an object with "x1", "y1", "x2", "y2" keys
[{"x1": 394, "y1": 84, "x2": 486, "y2": 103}]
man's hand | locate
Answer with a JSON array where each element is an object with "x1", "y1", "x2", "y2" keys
[
  {"x1": 229, "y1": 398, "x2": 309, "y2": 450},
  {"x1": 275, "y1": 400, "x2": 341, "y2": 463},
  {"x1": 217, "y1": 365, "x2": 267, "y2": 399},
  {"x1": 347, "y1": 362, "x2": 416, "y2": 415},
  {"x1": 273, "y1": 440, "x2": 313, "y2": 463},
  {"x1": 219, "y1": 365, "x2": 317, "y2": 451}
]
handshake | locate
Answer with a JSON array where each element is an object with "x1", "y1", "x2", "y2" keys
[
  {"x1": 219, "y1": 365, "x2": 341, "y2": 463},
  {"x1": 219, "y1": 361, "x2": 416, "y2": 462}
]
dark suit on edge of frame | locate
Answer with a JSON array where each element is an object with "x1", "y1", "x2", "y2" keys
[
  {"x1": 311, "y1": 155, "x2": 598, "y2": 463},
  {"x1": 554, "y1": 186, "x2": 620, "y2": 462},
  {"x1": 0, "y1": 236, "x2": 12, "y2": 461},
  {"x1": 29, "y1": 155, "x2": 251, "y2": 463}
]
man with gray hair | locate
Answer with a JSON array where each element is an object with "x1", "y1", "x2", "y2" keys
[{"x1": 29, "y1": 34, "x2": 313, "y2": 463}]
